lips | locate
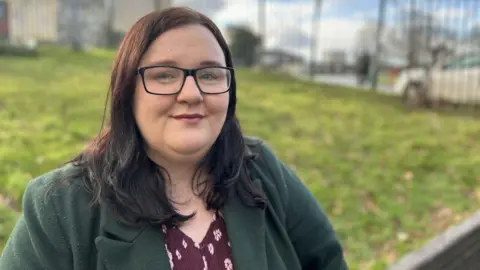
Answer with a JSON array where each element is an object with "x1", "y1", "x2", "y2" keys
[{"x1": 172, "y1": 114, "x2": 204, "y2": 119}]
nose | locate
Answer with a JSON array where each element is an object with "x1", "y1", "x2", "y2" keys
[{"x1": 176, "y1": 75, "x2": 203, "y2": 103}]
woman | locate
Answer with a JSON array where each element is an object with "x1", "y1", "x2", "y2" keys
[{"x1": 0, "y1": 7, "x2": 348, "y2": 270}]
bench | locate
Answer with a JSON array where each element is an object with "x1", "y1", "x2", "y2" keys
[{"x1": 389, "y1": 209, "x2": 480, "y2": 270}]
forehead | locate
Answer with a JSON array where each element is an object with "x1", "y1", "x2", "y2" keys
[{"x1": 140, "y1": 24, "x2": 226, "y2": 67}]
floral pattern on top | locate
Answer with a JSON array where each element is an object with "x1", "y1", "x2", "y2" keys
[{"x1": 162, "y1": 211, "x2": 235, "y2": 270}]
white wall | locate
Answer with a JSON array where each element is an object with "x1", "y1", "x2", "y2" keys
[{"x1": 7, "y1": 0, "x2": 57, "y2": 43}]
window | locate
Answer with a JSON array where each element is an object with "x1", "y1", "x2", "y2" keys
[{"x1": 443, "y1": 55, "x2": 480, "y2": 70}]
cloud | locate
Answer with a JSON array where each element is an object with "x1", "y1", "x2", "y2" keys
[
  {"x1": 172, "y1": 0, "x2": 366, "y2": 63},
  {"x1": 392, "y1": 2, "x2": 474, "y2": 23},
  {"x1": 276, "y1": 28, "x2": 311, "y2": 48},
  {"x1": 172, "y1": 0, "x2": 477, "y2": 63},
  {"x1": 213, "y1": 0, "x2": 315, "y2": 32},
  {"x1": 433, "y1": 7, "x2": 471, "y2": 20},
  {"x1": 174, "y1": 0, "x2": 227, "y2": 16},
  {"x1": 315, "y1": 18, "x2": 364, "y2": 51},
  {"x1": 210, "y1": 0, "x2": 364, "y2": 62}
]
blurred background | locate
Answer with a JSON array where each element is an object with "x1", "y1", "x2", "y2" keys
[{"x1": 1, "y1": 0, "x2": 479, "y2": 269}]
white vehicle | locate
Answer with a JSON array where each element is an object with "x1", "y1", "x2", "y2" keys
[{"x1": 392, "y1": 53, "x2": 480, "y2": 107}]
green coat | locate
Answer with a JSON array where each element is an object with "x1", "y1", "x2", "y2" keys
[{"x1": 0, "y1": 138, "x2": 348, "y2": 270}]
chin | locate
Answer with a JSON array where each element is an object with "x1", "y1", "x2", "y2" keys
[
  {"x1": 167, "y1": 136, "x2": 214, "y2": 156},
  {"x1": 171, "y1": 143, "x2": 205, "y2": 155}
]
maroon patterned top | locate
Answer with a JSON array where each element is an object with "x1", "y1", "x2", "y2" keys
[{"x1": 162, "y1": 211, "x2": 234, "y2": 270}]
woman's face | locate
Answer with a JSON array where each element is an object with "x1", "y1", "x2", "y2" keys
[{"x1": 133, "y1": 24, "x2": 230, "y2": 165}]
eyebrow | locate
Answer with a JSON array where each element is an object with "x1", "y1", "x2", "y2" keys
[{"x1": 143, "y1": 60, "x2": 225, "y2": 67}]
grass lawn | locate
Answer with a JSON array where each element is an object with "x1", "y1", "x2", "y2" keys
[{"x1": 1, "y1": 47, "x2": 480, "y2": 269}]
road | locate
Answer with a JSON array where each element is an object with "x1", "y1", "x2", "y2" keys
[{"x1": 314, "y1": 74, "x2": 395, "y2": 94}]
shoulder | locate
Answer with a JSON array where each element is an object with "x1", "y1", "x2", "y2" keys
[
  {"x1": 245, "y1": 137, "x2": 348, "y2": 268},
  {"x1": 244, "y1": 136, "x2": 284, "y2": 180},
  {"x1": 244, "y1": 136, "x2": 289, "y2": 185},
  {"x1": 244, "y1": 136, "x2": 293, "y2": 219},
  {"x1": 24, "y1": 163, "x2": 92, "y2": 207},
  {"x1": 1, "y1": 165, "x2": 100, "y2": 269},
  {"x1": 22, "y1": 163, "x2": 97, "y2": 235},
  {"x1": 244, "y1": 136, "x2": 328, "y2": 219},
  {"x1": 244, "y1": 136, "x2": 330, "y2": 226}
]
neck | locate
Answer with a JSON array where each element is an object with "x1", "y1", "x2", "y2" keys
[
  {"x1": 146, "y1": 147, "x2": 212, "y2": 208},
  {"x1": 155, "y1": 158, "x2": 209, "y2": 206},
  {"x1": 165, "y1": 167, "x2": 210, "y2": 215}
]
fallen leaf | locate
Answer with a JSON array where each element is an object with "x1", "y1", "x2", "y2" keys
[
  {"x1": 403, "y1": 171, "x2": 414, "y2": 181},
  {"x1": 397, "y1": 232, "x2": 409, "y2": 242}
]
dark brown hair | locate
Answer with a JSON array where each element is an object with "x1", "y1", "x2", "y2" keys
[{"x1": 70, "y1": 7, "x2": 266, "y2": 227}]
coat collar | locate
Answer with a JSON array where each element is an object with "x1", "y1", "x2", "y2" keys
[
  {"x1": 94, "y1": 179, "x2": 268, "y2": 270},
  {"x1": 223, "y1": 178, "x2": 268, "y2": 269}
]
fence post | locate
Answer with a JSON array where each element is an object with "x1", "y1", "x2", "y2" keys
[
  {"x1": 258, "y1": 0, "x2": 266, "y2": 43},
  {"x1": 70, "y1": 0, "x2": 82, "y2": 51},
  {"x1": 309, "y1": 0, "x2": 323, "y2": 79},
  {"x1": 371, "y1": 0, "x2": 387, "y2": 91}
]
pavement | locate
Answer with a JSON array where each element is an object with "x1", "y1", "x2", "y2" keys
[{"x1": 314, "y1": 74, "x2": 395, "y2": 94}]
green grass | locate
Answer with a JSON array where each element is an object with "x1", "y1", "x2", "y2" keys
[{"x1": 1, "y1": 47, "x2": 480, "y2": 269}]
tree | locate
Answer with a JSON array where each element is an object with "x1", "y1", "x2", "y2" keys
[
  {"x1": 385, "y1": 7, "x2": 456, "y2": 67},
  {"x1": 354, "y1": 21, "x2": 378, "y2": 56},
  {"x1": 387, "y1": 9, "x2": 433, "y2": 66},
  {"x1": 226, "y1": 25, "x2": 262, "y2": 67},
  {"x1": 153, "y1": 0, "x2": 172, "y2": 10}
]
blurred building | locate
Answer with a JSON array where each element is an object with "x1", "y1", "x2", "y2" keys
[
  {"x1": 2, "y1": 0, "x2": 171, "y2": 47},
  {"x1": 0, "y1": 1, "x2": 8, "y2": 39},
  {"x1": 3, "y1": 0, "x2": 57, "y2": 44},
  {"x1": 257, "y1": 48, "x2": 306, "y2": 76},
  {"x1": 322, "y1": 50, "x2": 347, "y2": 73}
]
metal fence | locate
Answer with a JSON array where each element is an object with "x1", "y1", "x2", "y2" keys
[
  {"x1": 373, "y1": 0, "x2": 480, "y2": 107},
  {"x1": 2, "y1": 0, "x2": 480, "y2": 107},
  {"x1": 380, "y1": 0, "x2": 479, "y2": 66}
]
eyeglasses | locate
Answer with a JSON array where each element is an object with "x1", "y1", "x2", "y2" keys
[{"x1": 137, "y1": 65, "x2": 234, "y2": 95}]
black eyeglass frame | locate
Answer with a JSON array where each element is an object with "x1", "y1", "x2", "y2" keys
[{"x1": 137, "y1": 65, "x2": 235, "y2": 96}]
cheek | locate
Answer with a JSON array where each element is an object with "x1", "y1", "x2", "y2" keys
[
  {"x1": 204, "y1": 94, "x2": 230, "y2": 135},
  {"x1": 133, "y1": 85, "x2": 174, "y2": 137},
  {"x1": 205, "y1": 93, "x2": 230, "y2": 116}
]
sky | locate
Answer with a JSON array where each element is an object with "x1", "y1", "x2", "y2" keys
[{"x1": 174, "y1": 0, "x2": 480, "y2": 63}]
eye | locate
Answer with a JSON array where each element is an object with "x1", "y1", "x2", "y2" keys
[
  {"x1": 199, "y1": 73, "x2": 216, "y2": 80},
  {"x1": 155, "y1": 72, "x2": 176, "y2": 80},
  {"x1": 197, "y1": 68, "x2": 226, "y2": 81},
  {"x1": 144, "y1": 67, "x2": 182, "y2": 83}
]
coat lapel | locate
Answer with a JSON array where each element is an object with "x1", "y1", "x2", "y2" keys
[
  {"x1": 94, "y1": 203, "x2": 171, "y2": 270},
  {"x1": 94, "y1": 143, "x2": 267, "y2": 270},
  {"x1": 223, "y1": 177, "x2": 268, "y2": 270},
  {"x1": 94, "y1": 189, "x2": 269, "y2": 270}
]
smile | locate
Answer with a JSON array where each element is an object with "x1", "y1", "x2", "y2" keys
[{"x1": 172, "y1": 114, "x2": 204, "y2": 124}]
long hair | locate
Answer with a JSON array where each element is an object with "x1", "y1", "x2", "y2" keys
[{"x1": 69, "y1": 7, "x2": 267, "y2": 227}]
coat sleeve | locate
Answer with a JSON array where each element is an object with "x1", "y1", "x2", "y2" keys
[
  {"x1": 0, "y1": 176, "x2": 72, "y2": 270},
  {"x1": 259, "y1": 142, "x2": 349, "y2": 270}
]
